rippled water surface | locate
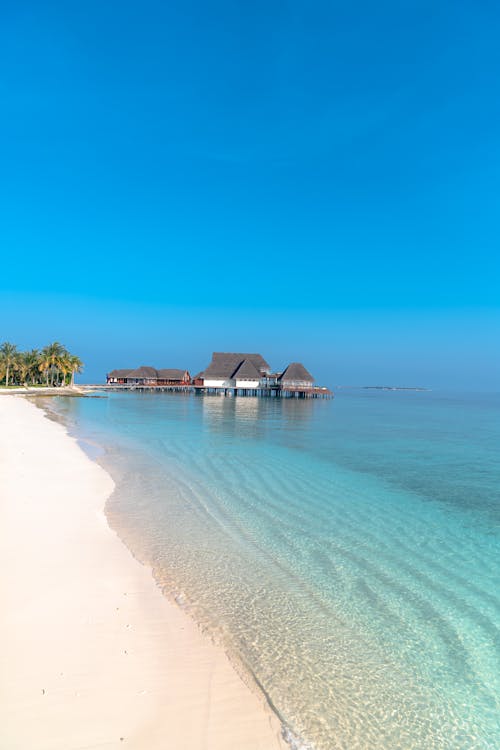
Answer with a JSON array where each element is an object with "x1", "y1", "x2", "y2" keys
[{"x1": 50, "y1": 390, "x2": 500, "y2": 749}]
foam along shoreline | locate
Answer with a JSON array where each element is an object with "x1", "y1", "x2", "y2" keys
[{"x1": 0, "y1": 396, "x2": 285, "y2": 750}]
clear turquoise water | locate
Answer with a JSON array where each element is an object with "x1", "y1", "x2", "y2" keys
[{"x1": 49, "y1": 390, "x2": 500, "y2": 749}]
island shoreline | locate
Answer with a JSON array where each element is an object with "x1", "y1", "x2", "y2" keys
[{"x1": 0, "y1": 395, "x2": 286, "y2": 750}]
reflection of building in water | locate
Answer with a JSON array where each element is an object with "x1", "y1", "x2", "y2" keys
[
  {"x1": 279, "y1": 397, "x2": 318, "y2": 427},
  {"x1": 201, "y1": 391, "x2": 316, "y2": 437},
  {"x1": 202, "y1": 393, "x2": 269, "y2": 438},
  {"x1": 233, "y1": 396, "x2": 261, "y2": 422}
]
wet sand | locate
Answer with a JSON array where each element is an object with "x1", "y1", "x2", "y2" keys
[{"x1": 0, "y1": 396, "x2": 285, "y2": 750}]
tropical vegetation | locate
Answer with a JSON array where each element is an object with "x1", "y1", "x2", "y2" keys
[{"x1": 0, "y1": 341, "x2": 83, "y2": 388}]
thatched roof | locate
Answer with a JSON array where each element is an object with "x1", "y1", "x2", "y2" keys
[
  {"x1": 201, "y1": 352, "x2": 270, "y2": 379},
  {"x1": 233, "y1": 359, "x2": 262, "y2": 380},
  {"x1": 157, "y1": 368, "x2": 188, "y2": 380},
  {"x1": 126, "y1": 366, "x2": 158, "y2": 379},
  {"x1": 108, "y1": 369, "x2": 133, "y2": 378},
  {"x1": 279, "y1": 362, "x2": 314, "y2": 383}
]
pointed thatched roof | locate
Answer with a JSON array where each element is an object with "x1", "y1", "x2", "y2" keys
[
  {"x1": 126, "y1": 366, "x2": 158, "y2": 379},
  {"x1": 201, "y1": 352, "x2": 270, "y2": 379},
  {"x1": 279, "y1": 362, "x2": 314, "y2": 383},
  {"x1": 233, "y1": 358, "x2": 262, "y2": 380},
  {"x1": 108, "y1": 369, "x2": 133, "y2": 378}
]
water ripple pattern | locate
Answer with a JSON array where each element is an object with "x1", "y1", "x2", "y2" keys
[{"x1": 51, "y1": 390, "x2": 500, "y2": 750}]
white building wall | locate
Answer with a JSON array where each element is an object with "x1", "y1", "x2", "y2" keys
[
  {"x1": 204, "y1": 378, "x2": 235, "y2": 388},
  {"x1": 235, "y1": 379, "x2": 260, "y2": 389}
]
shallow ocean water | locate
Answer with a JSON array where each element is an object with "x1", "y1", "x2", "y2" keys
[{"x1": 50, "y1": 389, "x2": 500, "y2": 749}]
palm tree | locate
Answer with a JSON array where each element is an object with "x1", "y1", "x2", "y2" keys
[
  {"x1": 19, "y1": 349, "x2": 41, "y2": 386},
  {"x1": 0, "y1": 342, "x2": 18, "y2": 387},
  {"x1": 58, "y1": 354, "x2": 71, "y2": 386},
  {"x1": 39, "y1": 349, "x2": 51, "y2": 386},
  {"x1": 16, "y1": 352, "x2": 30, "y2": 387},
  {"x1": 68, "y1": 354, "x2": 84, "y2": 387},
  {"x1": 40, "y1": 341, "x2": 67, "y2": 386},
  {"x1": 2, "y1": 341, "x2": 83, "y2": 389},
  {"x1": 58, "y1": 352, "x2": 83, "y2": 387}
]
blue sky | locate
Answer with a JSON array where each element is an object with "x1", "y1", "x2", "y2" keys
[{"x1": 1, "y1": 1, "x2": 499, "y2": 387}]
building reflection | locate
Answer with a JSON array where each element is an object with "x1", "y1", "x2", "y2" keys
[{"x1": 200, "y1": 392, "x2": 316, "y2": 439}]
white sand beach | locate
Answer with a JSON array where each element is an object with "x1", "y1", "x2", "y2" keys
[{"x1": 0, "y1": 395, "x2": 285, "y2": 750}]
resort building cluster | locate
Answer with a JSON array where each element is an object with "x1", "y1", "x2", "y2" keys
[
  {"x1": 107, "y1": 367, "x2": 191, "y2": 386},
  {"x1": 107, "y1": 353, "x2": 330, "y2": 398}
]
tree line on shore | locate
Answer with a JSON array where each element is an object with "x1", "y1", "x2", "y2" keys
[{"x1": 0, "y1": 341, "x2": 83, "y2": 388}]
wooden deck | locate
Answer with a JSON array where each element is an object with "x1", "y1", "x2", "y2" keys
[
  {"x1": 196, "y1": 385, "x2": 332, "y2": 399},
  {"x1": 81, "y1": 384, "x2": 193, "y2": 394},
  {"x1": 81, "y1": 384, "x2": 332, "y2": 399}
]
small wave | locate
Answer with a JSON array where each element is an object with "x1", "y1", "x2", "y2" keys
[{"x1": 282, "y1": 724, "x2": 316, "y2": 750}]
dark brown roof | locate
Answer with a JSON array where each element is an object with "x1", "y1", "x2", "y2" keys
[
  {"x1": 156, "y1": 368, "x2": 188, "y2": 380},
  {"x1": 108, "y1": 369, "x2": 133, "y2": 378},
  {"x1": 233, "y1": 359, "x2": 262, "y2": 380},
  {"x1": 126, "y1": 366, "x2": 158, "y2": 379},
  {"x1": 278, "y1": 362, "x2": 314, "y2": 383},
  {"x1": 201, "y1": 352, "x2": 270, "y2": 379}
]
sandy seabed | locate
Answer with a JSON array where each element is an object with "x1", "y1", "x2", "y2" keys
[{"x1": 0, "y1": 395, "x2": 285, "y2": 750}]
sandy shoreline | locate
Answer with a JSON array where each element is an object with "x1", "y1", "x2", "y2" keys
[{"x1": 0, "y1": 396, "x2": 285, "y2": 749}]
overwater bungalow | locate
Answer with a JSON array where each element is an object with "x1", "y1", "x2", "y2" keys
[
  {"x1": 201, "y1": 352, "x2": 271, "y2": 390},
  {"x1": 107, "y1": 368, "x2": 132, "y2": 384},
  {"x1": 156, "y1": 369, "x2": 191, "y2": 386},
  {"x1": 196, "y1": 353, "x2": 329, "y2": 398},
  {"x1": 278, "y1": 362, "x2": 315, "y2": 390},
  {"x1": 104, "y1": 353, "x2": 330, "y2": 398},
  {"x1": 106, "y1": 367, "x2": 191, "y2": 386},
  {"x1": 124, "y1": 366, "x2": 158, "y2": 385}
]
